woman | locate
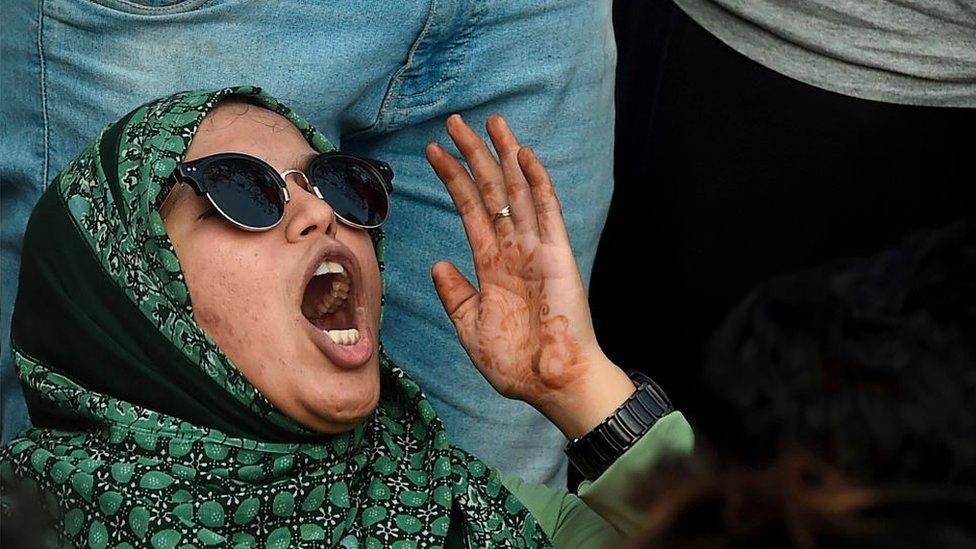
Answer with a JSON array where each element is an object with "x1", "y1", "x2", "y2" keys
[{"x1": 0, "y1": 86, "x2": 692, "y2": 547}]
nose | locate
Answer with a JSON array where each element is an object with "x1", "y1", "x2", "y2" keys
[{"x1": 281, "y1": 170, "x2": 339, "y2": 241}]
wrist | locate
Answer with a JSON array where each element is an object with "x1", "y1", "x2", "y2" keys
[
  {"x1": 565, "y1": 370, "x2": 675, "y2": 480},
  {"x1": 533, "y1": 356, "x2": 636, "y2": 440}
]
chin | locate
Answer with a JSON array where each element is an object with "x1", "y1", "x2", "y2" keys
[
  {"x1": 292, "y1": 365, "x2": 382, "y2": 434},
  {"x1": 301, "y1": 398, "x2": 380, "y2": 434}
]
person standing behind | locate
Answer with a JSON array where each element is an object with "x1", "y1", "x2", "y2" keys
[
  {"x1": 594, "y1": 0, "x2": 975, "y2": 414},
  {"x1": 0, "y1": 0, "x2": 618, "y2": 489},
  {"x1": 675, "y1": 0, "x2": 976, "y2": 106}
]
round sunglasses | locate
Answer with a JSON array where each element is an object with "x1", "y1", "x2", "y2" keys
[{"x1": 167, "y1": 151, "x2": 394, "y2": 231}]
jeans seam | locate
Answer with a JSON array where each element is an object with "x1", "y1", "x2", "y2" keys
[
  {"x1": 395, "y1": 0, "x2": 483, "y2": 106},
  {"x1": 346, "y1": 0, "x2": 441, "y2": 138},
  {"x1": 37, "y1": 0, "x2": 50, "y2": 190},
  {"x1": 391, "y1": 0, "x2": 484, "y2": 123},
  {"x1": 83, "y1": 0, "x2": 217, "y2": 16},
  {"x1": 350, "y1": 0, "x2": 485, "y2": 136}
]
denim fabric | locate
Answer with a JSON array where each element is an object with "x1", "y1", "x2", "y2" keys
[{"x1": 1, "y1": 0, "x2": 615, "y2": 487}]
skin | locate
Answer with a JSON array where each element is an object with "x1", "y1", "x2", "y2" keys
[
  {"x1": 164, "y1": 100, "x2": 635, "y2": 440},
  {"x1": 427, "y1": 114, "x2": 636, "y2": 438},
  {"x1": 163, "y1": 100, "x2": 382, "y2": 434}
]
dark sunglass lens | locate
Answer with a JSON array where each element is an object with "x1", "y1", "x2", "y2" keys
[
  {"x1": 204, "y1": 158, "x2": 283, "y2": 228},
  {"x1": 308, "y1": 156, "x2": 389, "y2": 227}
]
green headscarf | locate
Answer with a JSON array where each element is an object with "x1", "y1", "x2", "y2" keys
[{"x1": 1, "y1": 86, "x2": 549, "y2": 548}]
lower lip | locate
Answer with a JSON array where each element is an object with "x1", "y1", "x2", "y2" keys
[{"x1": 303, "y1": 317, "x2": 374, "y2": 369}]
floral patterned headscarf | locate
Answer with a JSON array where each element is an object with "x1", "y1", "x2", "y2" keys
[{"x1": 0, "y1": 85, "x2": 549, "y2": 548}]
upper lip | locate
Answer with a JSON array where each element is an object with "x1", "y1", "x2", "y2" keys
[{"x1": 299, "y1": 240, "x2": 365, "y2": 315}]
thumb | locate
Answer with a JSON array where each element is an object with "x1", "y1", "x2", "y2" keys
[{"x1": 431, "y1": 261, "x2": 479, "y2": 342}]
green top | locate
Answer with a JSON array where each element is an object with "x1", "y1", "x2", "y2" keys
[{"x1": 498, "y1": 412, "x2": 694, "y2": 547}]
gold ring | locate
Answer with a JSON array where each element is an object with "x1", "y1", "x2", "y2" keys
[{"x1": 494, "y1": 204, "x2": 512, "y2": 221}]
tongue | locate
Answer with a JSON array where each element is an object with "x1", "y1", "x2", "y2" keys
[{"x1": 311, "y1": 306, "x2": 355, "y2": 331}]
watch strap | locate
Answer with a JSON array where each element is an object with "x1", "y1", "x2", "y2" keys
[{"x1": 564, "y1": 371, "x2": 674, "y2": 481}]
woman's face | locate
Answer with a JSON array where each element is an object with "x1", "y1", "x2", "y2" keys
[{"x1": 162, "y1": 100, "x2": 382, "y2": 433}]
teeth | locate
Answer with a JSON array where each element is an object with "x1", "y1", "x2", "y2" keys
[
  {"x1": 330, "y1": 279, "x2": 349, "y2": 299},
  {"x1": 302, "y1": 259, "x2": 354, "y2": 322},
  {"x1": 328, "y1": 282, "x2": 348, "y2": 303},
  {"x1": 326, "y1": 328, "x2": 360, "y2": 345},
  {"x1": 314, "y1": 260, "x2": 345, "y2": 277}
]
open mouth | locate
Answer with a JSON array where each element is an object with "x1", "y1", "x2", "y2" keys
[
  {"x1": 301, "y1": 259, "x2": 360, "y2": 345},
  {"x1": 299, "y1": 249, "x2": 374, "y2": 369}
]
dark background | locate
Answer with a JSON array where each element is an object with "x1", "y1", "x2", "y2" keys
[{"x1": 589, "y1": 0, "x2": 973, "y2": 436}]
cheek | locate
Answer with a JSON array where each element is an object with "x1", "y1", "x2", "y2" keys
[{"x1": 178, "y1": 239, "x2": 284, "y2": 354}]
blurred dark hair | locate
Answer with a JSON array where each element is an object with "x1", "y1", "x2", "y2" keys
[
  {"x1": 629, "y1": 223, "x2": 976, "y2": 547},
  {"x1": 697, "y1": 219, "x2": 976, "y2": 485},
  {"x1": 629, "y1": 451, "x2": 976, "y2": 549}
]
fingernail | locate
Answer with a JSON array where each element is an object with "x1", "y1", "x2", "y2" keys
[{"x1": 449, "y1": 113, "x2": 462, "y2": 124}]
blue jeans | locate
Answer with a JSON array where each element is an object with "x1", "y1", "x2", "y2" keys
[{"x1": 1, "y1": 0, "x2": 615, "y2": 487}]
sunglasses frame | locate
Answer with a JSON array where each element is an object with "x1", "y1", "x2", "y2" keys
[{"x1": 170, "y1": 151, "x2": 394, "y2": 231}]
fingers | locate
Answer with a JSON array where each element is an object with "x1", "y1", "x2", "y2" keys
[
  {"x1": 426, "y1": 142, "x2": 498, "y2": 261},
  {"x1": 447, "y1": 114, "x2": 516, "y2": 242},
  {"x1": 431, "y1": 113, "x2": 563, "y2": 254},
  {"x1": 518, "y1": 147, "x2": 570, "y2": 247},
  {"x1": 446, "y1": 115, "x2": 507, "y2": 211},
  {"x1": 431, "y1": 261, "x2": 479, "y2": 343},
  {"x1": 487, "y1": 115, "x2": 540, "y2": 240}
]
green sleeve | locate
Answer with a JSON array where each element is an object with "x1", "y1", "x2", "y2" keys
[{"x1": 499, "y1": 411, "x2": 694, "y2": 547}]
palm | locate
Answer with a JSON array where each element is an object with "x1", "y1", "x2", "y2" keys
[{"x1": 426, "y1": 115, "x2": 604, "y2": 404}]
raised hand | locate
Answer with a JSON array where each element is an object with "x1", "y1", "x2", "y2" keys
[{"x1": 426, "y1": 114, "x2": 635, "y2": 438}]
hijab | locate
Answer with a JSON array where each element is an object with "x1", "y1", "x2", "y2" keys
[{"x1": 1, "y1": 85, "x2": 549, "y2": 547}]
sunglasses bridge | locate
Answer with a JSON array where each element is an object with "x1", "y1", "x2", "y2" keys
[{"x1": 278, "y1": 168, "x2": 328, "y2": 203}]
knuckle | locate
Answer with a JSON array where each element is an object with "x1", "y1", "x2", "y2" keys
[
  {"x1": 456, "y1": 198, "x2": 481, "y2": 217},
  {"x1": 539, "y1": 201, "x2": 562, "y2": 215}
]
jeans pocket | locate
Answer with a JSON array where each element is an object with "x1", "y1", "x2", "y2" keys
[{"x1": 85, "y1": 0, "x2": 220, "y2": 16}]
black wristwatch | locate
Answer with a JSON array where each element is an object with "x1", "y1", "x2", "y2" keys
[{"x1": 564, "y1": 371, "x2": 674, "y2": 480}]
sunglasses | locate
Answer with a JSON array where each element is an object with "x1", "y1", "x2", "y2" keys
[{"x1": 168, "y1": 151, "x2": 394, "y2": 231}]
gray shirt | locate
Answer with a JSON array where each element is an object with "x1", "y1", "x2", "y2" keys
[{"x1": 673, "y1": 0, "x2": 976, "y2": 107}]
